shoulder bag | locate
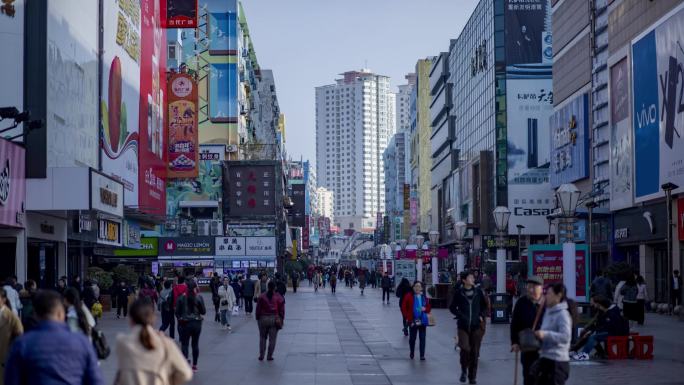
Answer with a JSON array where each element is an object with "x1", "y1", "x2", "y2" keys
[
  {"x1": 91, "y1": 326, "x2": 111, "y2": 360},
  {"x1": 518, "y1": 298, "x2": 544, "y2": 353}
]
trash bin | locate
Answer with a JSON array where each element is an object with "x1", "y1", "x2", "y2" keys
[{"x1": 489, "y1": 293, "x2": 511, "y2": 324}]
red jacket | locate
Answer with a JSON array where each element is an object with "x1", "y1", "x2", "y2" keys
[
  {"x1": 401, "y1": 292, "x2": 432, "y2": 323},
  {"x1": 256, "y1": 292, "x2": 285, "y2": 320},
  {"x1": 173, "y1": 283, "x2": 188, "y2": 307}
]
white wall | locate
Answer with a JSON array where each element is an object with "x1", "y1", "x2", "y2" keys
[{"x1": 0, "y1": 0, "x2": 24, "y2": 140}]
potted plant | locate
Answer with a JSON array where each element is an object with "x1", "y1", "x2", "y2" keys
[{"x1": 86, "y1": 267, "x2": 114, "y2": 311}]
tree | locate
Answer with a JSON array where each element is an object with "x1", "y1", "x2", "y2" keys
[
  {"x1": 86, "y1": 267, "x2": 113, "y2": 291},
  {"x1": 112, "y1": 264, "x2": 138, "y2": 287}
]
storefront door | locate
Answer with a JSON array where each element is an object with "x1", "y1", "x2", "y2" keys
[
  {"x1": 0, "y1": 239, "x2": 17, "y2": 280},
  {"x1": 654, "y1": 247, "x2": 668, "y2": 302},
  {"x1": 28, "y1": 241, "x2": 58, "y2": 289}
]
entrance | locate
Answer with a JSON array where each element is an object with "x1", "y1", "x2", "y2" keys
[
  {"x1": 654, "y1": 247, "x2": 668, "y2": 302},
  {"x1": 0, "y1": 239, "x2": 17, "y2": 280},
  {"x1": 27, "y1": 240, "x2": 58, "y2": 289}
]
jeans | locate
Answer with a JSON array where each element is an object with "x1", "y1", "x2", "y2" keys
[
  {"x1": 582, "y1": 332, "x2": 608, "y2": 355},
  {"x1": 409, "y1": 325, "x2": 426, "y2": 358},
  {"x1": 331, "y1": 284, "x2": 336, "y2": 293},
  {"x1": 116, "y1": 297, "x2": 128, "y2": 317},
  {"x1": 382, "y1": 288, "x2": 391, "y2": 302},
  {"x1": 521, "y1": 351, "x2": 539, "y2": 385},
  {"x1": 244, "y1": 296, "x2": 254, "y2": 313},
  {"x1": 179, "y1": 320, "x2": 202, "y2": 366},
  {"x1": 159, "y1": 310, "x2": 175, "y2": 339},
  {"x1": 532, "y1": 357, "x2": 569, "y2": 385},
  {"x1": 258, "y1": 315, "x2": 279, "y2": 359},
  {"x1": 458, "y1": 327, "x2": 484, "y2": 380},
  {"x1": 220, "y1": 309, "x2": 231, "y2": 326}
]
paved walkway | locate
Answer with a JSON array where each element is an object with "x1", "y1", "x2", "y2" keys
[{"x1": 98, "y1": 285, "x2": 684, "y2": 385}]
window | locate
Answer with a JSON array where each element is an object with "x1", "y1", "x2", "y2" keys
[
  {"x1": 209, "y1": 63, "x2": 237, "y2": 122},
  {"x1": 208, "y1": 12, "x2": 237, "y2": 55}
]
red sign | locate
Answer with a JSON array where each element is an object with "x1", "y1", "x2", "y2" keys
[
  {"x1": 167, "y1": 73, "x2": 198, "y2": 178},
  {"x1": 162, "y1": 0, "x2": 198, "y2": 28},
  {"x1": 678, "y1": 198, "x2": 684, "y2": 241},
  {"x1": 395, "y1": 248, "x2": 449, "y2": 260},
  {"x1": 302, "y1": 216, "x2": 310, "y2": 250},
  {"x1": 138, "y1": 0, "x2": 167, "y2": 215},
  {"x1": 528, "y1": 246, "x2": 588, "y2": 300}
]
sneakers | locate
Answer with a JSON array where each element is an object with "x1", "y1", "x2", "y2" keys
[
  {"x1": 227, "y1": 326, "x2": 232, "y2": 332},
  {"x1": 460, "y1": 372, "x2": 467, "y2": 383},
  {"x1": 571, "y1": 352, "x2": 590, "y2": 361},
  {"x1": 469, "y1": 380, "x2": 477, "y2": 384},
  {"x1": 192, "y1": 365, "x2": 198, "y2": 372}
]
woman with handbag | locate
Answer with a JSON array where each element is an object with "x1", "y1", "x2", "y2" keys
[
  {"x1": 533, "y1": 282, "x2": 572, "y2": 385},
  {"x1": 400, "y1": 281, "x2": 432, "y2": 360},
  {"x1": 510, "y1": 276, "x2": 545, "y2": 385},
  {"x1": 176, "y1": 280, "x2": 206, "y2": 372},
  {"x1": 218, "y1": 277, "x2": 236, "y2": 331},
  {"x1": 255, "y1": 281, "x2": 285, "y2": 361},
  {"x1": 114, "y1": 299, "x2": 192, "y2": 385}
]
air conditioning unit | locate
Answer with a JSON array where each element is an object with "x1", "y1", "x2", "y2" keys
[
  {"x1": 165, "y1": 220, "x2": 177, "y2": 230},
  {"x1": 210, "y1": 220, "x2": 223, "y2": 236},
  {"x1": 180, "y1": 224, "x2": 193, "y2": 235},
  {"x1": 196, "y1": 220, "x2": 210, "y2": 236},
  {"x1": 226, "y1": 144, "x2": 238, "y2": 153}
]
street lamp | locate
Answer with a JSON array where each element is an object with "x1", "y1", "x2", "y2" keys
[
  {"x1": 556, "y1": 183, "x2": 581, "y2": 300},
  {"x1": 398, "y1": 239, "x2": 407, "y2": 260},
  {"x1": 388, "y1": 241, "x2": 397, "y2": 274},
  {"x1": 662, "y1": 182, "x2": 679, "y2": 309},
  {"x1": 516, "y1": 224, "x2": 525, "y2": 261},
  {"x1": 585, "y1": 201, "x2": 598, "y2": 277},
  {"x1": 454, "y1": 221, "x2": 467, "y2": 274},
  {"x1": 416, "y1": 235, "x2": 425, "y2": 282},
  {"x1": 429, "y1": 230, "x2": 440, "y2": 286},
  {"x1": 492, "y1": 206, "x2": 511, "y2": 294}
]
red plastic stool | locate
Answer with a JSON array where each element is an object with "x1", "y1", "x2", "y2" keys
[
  {"x1": 632, "y1": 336, "x2": 654, "y2": 360},
  {"x1": 606, "y1": 336, "x2": 630, "y2": 359}
]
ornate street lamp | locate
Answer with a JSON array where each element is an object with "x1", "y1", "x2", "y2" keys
[
  {"x1": 492, "y1": 206, "x2": 511, "y2": 294},
  {"x1": 429, "y1": 230, "x2": 440, "y2": 286},
  {"x1": 415, "y1": 235, "x2": 425, "y2": 282},
  {"x1": 556, "y1": 183, "x2": 581, "y2": 300},
  {"x1": 454, "y1": 221, "x2": 467, "y2": 274},
  {"x1": 398, "y1": 239, "x2": 407, "y2": 260}
]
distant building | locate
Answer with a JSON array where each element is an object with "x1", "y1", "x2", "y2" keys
[{"x1": 316, "y1": 187, "x2": 335, "y2": 223}]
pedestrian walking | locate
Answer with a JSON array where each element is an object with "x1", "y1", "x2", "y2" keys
[
  {"x1": 242, "y1": 274, "x2": 256, "y2": 315},
  {"x1": 275, "y1": 274, "x2": 287, "y2": 297},
  {"x1": 55, "y1": 277, "x2": 68, "y2": 296},
  {"x1": 671, "y1": 270, "x2": 682, "y2": 312},
  {"x1": 83, "y1": 280, "x2": 98, "y2": 311},
  {"x1": 139, "y1": 281, "x2": 159, "y2": 308},
  {"x1": 313, "y1": 271, "x2": 321, "y2": 292},
  {"x1": 115, "y1": 281, "x2": 132, "y2": 319},
  {"x1": 370, "y1": 271, "x2": 377, "y2": 289},
  {"x1": 0, "y1": 288, "x2": 23, "y2": 385},
  {"x1": 590, "y1": 270, "x2": 612, "y2": 300},
  {"x1": 401, "y1": 281, "x2": 432, "y2": 360},
  {"x1": 230, "y1": 277, "x2": 243, "y2": 310},
  {"x1": 381, "y1": 272, "x2": 392, "y2": 304},
  {"x1": 255, "y1": 281, "x2": 285, "y2": 361},
  {"x1": 291, "y1": 271, "x2": 300, "y2": 293},
  {"x1": 209, "y1": 275, "x2": 221, "y2": 323},
  {"x1": 510, "y1": 276, "x2": 544, "y2": 385},
  {"x1": 396, "y1": 278, "x2": 412, "y2": 336},
  {"x1": 635, "y1": 275, "x2": 648, "y2": 325},
  {"x1": 159, "y1": 280, "x2": 176, "y2": 338},
  {"x1": 4, "y1": 290, "x2": 103, "y2": 385},
  {"x1": 450, "y1": 271, "x2": 488, "y2": 384},
  {"x1": 114, "y1": 299, "x2": 193, "y2": 385},
  {"x1": 176, "y1": 281, "x2": 206, "y2": 372},
  {"x1": 330, "y1": 274, "x2": 337, "y2": 294},
  {"x1": 18, "y1": 280, "x2": 37, "y2": 331},
  {"x1": 64, "y1": 288, "x2": 96, "y2": 339},
  {"x1": 2, "y1": 277, "x2": 21, "y2": 317},
  {"x1": 218, "y1": 277, "x2": 236, "y2": 331},
  {"x1": 253, "y1": 273, "x2": 269, "y2": 299},
  {"x1": 532, "y1": 282, "x2": 572, "y2": 385},
  {"x1": 358, "y1": 271, "x2": 367, "y2": 295}
]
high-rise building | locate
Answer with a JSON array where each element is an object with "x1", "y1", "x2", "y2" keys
[
  {"x1": 316, "y1": 187, "x2": 335, "y2": 223},
  {"x1": 409, "y1": 59, "x2": 433, "y2": 234},
  {"x1": 316, "y1": 70, "x2": 395, "y2": 231},
  {"x1": 396, "y1": 74, "x2": 416, "y2": 133},
  {"x1": 384, "y1": 132, "x2": 409, "y2": 241}
]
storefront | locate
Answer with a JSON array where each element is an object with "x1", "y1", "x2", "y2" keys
[
  {"x1": 98, "y1": 237, "x2": 159, "y2": 275},
  {"x1": 215, "y1": 236, "x2": 277, "y2": 277},
  {"x1": 26, "y1": 212, "x2": 67, "y2": 288},
  {"x1": 612, "y1": 202, "x2": 668, "y2": 301},
  {"x1": 157, "y1": 237, "x2": 215, "y2": 278},
  {"x1": 0, "y1": 138, "x2": 27, "y2": 280}
]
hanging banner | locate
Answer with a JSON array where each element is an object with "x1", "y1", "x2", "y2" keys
[
  {"x1": 161, "y1": 0, "x2": 198, "y2": 28},
  {"x1": 167, "y1": 72, "x2": 198, "y2": 178}
]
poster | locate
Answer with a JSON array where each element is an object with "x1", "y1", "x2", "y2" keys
[
  {"x1": 162, "y1": 0, "x2": 197, "y2": 28},
  {"x1": 528, "y1": 244, "x2": 589, "y2": 301},
  {"x1": 609, "y1": 58, "x2": 634, "y2": 210},
  {"x1": 101, "y1": 0, "x2": 142, "y2": 205},
  {"x1": 167, "y1": 72, "x2": 198, "y2": 178},
  {"x1": 166, "y1": 144, "x2": 223, "y2": 217},
  {"x1": 549, "y1": 93, "x2": 589, "y2": 188},
  {"x1": 504, "y1": 0, "x2": 552, "y2": 66},
  {"x1": 290, "y1": 184, "x2": 305, "y2": 227},
  {"x1": 506, "y1": 78, "x2": 554, "y2": 234},
  {"x1": 632, "y1": 4, "x2": 684, "y2": 202},
  {"x1": 0, "y1": 138, "x2": 25, "y2": 228},
  {"x1": 224, "y1": 162, "x2": 277, "y2": 217}
]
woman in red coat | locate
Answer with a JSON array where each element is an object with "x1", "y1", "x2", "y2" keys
[{"x1": 401, "y1": 281, "x2": 432, "y2": 360}]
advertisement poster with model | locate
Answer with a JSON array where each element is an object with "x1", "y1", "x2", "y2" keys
[
  {"x1": 162, "y1": 0, "x2": 198, "y2": 28},
  {"x1": 506, "y1": 78, "x2": 554, "y2": 234},
  {"x1": 167, "y1": 72, "x2": 199, "y2": 178},
  {"x1": 527, "y1": 244, "x2": 589, "y2": 302},
  {"x1": 0, "y1": 0, "x2": 23, "y2": 141},
  {"x1": 0, "y1": 138, "x2": 26, "y2": 228},
  {"x1": 166, "y1": 144, "x2": 223, "y2": 217},
  {"x1": 504, "y1": 0, "x2": 552, "y2": 67},
  {"x1": 632, "y1": 4, "x2": 684, "y2": 202},
  {"x1": 609, "y1": 58, "x2": 634, "y2": 211},
  {"x1": 101, "y1": 0, "x2": 141, "y2": 206},
  {"x1": 138, "y1": 0, "x2": 167, "y2": 216}
]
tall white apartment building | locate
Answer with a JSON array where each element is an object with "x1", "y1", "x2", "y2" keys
[
  {"x1": 316, "y1": 70, "x2": 395, "y2": 231},
  {"x1": 315, "y1": 187, "x2": 335, "y2": 222},
  {"x1": 395, "y1": 73, "x2": 416, "y2": 133}
]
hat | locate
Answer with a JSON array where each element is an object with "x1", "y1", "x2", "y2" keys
[{"x1": 526, "y1": 276, "x2": 544, "y2": 286}]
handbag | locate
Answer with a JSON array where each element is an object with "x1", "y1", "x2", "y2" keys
[
  {"x1": 231, "y1": 306, "x2": 239, "y2": 316},
  {"x1": 427, "y1": 312, "x2": 436, "y2": 327},
  {"x1": 91, "y1": 326, "x2": 111, "y2": 360},
  {"x1": 275, "y1": 315, "x2": 283, "y2": 330},
  {"x1": 518, "y1": 298, "x2": 544, "y2": 353}
]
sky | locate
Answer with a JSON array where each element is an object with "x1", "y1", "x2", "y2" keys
[{"x1": 240, "y1": 0, "x2": 479, "y2": 166}]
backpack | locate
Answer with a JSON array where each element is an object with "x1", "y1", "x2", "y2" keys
[
  {"x1": 160, "y1": 290, "x2": 173, "y2": 313},
  {"x1": 92, "y1": 326, "x2": 111, "y2": 360}
]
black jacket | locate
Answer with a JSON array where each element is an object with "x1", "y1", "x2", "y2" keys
[
  {"x1": 510, "y1": 295, "x2": 543, "y2": 345},
  {"x1": 396, "y1": 279, "x2": 412, "y2": 305},
  {"x1": 449, "y1": 286, "x2": 488, "y2": 331},
  {"x1": 242, "y1": 279, "x2": 255, "y2": 297},
  {"x1": 594, "y1": 305, "x2": 629, "y2": 336},
  {"x1": 381, "y1": 276, "x2": 392, "y2": 289}
]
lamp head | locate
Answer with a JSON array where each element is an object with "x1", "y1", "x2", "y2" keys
[
  {"x1": 555, "y1": 183, "x2": 580, "y2": 217},
  {"x1": 492, "y1": 206, "x2": 511, "y2": 233},
  {"x1": 454, "y1": 221, "x2": 467, "y2": 241},
  {"x1": 415, "y1": 235, "x2": 425, "y2": 249},
  {"x1": 428, "y1": 230, "x2": 439, "y2": 244}
]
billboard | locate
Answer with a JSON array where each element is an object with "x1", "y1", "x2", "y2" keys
[
  {"x1": 224, "y1": 162, "x2": 277, "y2": 217},
  {"x1": 0, "y1": 138, "x2": 25, "y2": 228},
  {"x1": 0, "y1": 0, "x2": 23, "y2": 141},
  {"x1": 166, "y1": 144, "x2": 223, "y2": 217},
  {"x1": 290, "y1": 184, "x2": 305, "y2": 227},
  {"x1": 528, "y1": 244, "x2": 589, "y2": 302},
  {"x1": 504, "y1": 0, "x2": 552, "y2": 66},
  {"x1": 507, "y1": 78, "x2": 554, "y2": 234},
  {"x1": 167, "y1": 72, "x2": 198, "y2": 178},
  {"x1": 158, "y1": 236, "x2": 214, "y2": 259},
  {"x1": 302, "y1": 215, "x2": 310, "y2": 250},
  {"x1": 162, "y1": 0, "x2": 198, "y2": 28},
  {"x1": 609, "y1": 58, "x2": 634, "y2": 210},
  {"x1": 632, "y1": 4, "x2": 684, "y2": 202},
  {"x1": 549, "y1": 93, "x2": 589, "y2": 188},
  {"x1": 101, "y1": 0, "x2": 141, "y2": 205},
  {"x1": 114, "y1": 237, "x2": 158, "y2": 257}
]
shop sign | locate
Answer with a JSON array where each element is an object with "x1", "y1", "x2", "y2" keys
[
  {"x1": 614, "y1": 228, "x2": 629, "y2": 240},
  {"x1": 123, "y1": 220, "x2": 141, "y2": 248},
  {"x1": 167, "y1": 72, "x2": 199, "y2": 178},
  {"x1": 224, "y1": 162, "x2": 277, "y2": 217},
  {"x1": 79, "y1": 214, "x2": 93, "y2": 233},
  {"x1": 114, "y1": 237, "x2": 158, "y2": 257},
  {"x1": 215, "y1": 237, "x2": 246, "y2": 256},
  {"x1": 0, "y1": 138, "x2": 25, "y2": 228},
  {"x1": 528, "y1": 244, "x2": 589, "y2": 302},
  {"x1": 163, "y1": 0, "x2": 198, "y2": 28},
  {"x1": 612, "y1": 204, "x2": 666, "y2": 243},
  {"x1": 246, "y1": 237, "x2": 276, "y2": 256},
  {"x1": 97, "y1": 218, "x2": 122, "y2": 246},
  {"x1": 158, "y1": 236, "x2": 214, "y2": 257},
  {"x1": 550, "y1": 93, "x2": 590, "y2": 188},
  {"x1": 481, "y1": 235, "x2": 518, "y2": 249},
  {"x1": 90, "y1": 170, "x2": 124, "y2": 217}
]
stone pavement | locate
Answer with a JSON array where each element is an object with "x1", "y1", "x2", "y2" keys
[{"x1": 98, "y1": 285, "x2": 684, "y2": 385}]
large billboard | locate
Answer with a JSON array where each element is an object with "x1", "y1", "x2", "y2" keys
[
  {"x1": 609, "y1": 58, "x2": 634, "y2": 210},
  {"x1": 224, "y1": 162, "x2": 277, "y2": 217},
  {"x1": 167, "y1": 72, "x2": 198, "y2": 178},
  {"x1": 632, "y1": 4, "x2": 684, "y2": 202},
  {"x1": 549, "y1": 93, "x2": 589, "y2": 188},
  {"x1": 290, "y1": 184, "x2": 305, "y2": 227},
  {"x1": 166, "y1": 144, "x2": 223, "y2": 217},
  {"x1": 162, "y1": 0, "x2": 198, "y2": 28},
  {"x1": 0, "y1": 0, "x2": 23, "y2": 141},
  {"x1": 506, "y1": 78, "x2": 554, "y2": 234},
  {"x1": 504, "y1": 0, "x2": 552, "y2": 66}
]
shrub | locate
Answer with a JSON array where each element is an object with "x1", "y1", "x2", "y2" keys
[{"x1": 86, "y1": 267, "x2": 113, "y2": 291}]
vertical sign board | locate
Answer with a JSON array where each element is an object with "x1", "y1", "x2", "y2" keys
[
  {"x1": 0, "y1": 139, "x2": 25, "y2": 228},
  {"x1": 161, "y1": 0, "x2": 198, "y2": 28},
  {"x1": 609, "y1": 58, "x2": 634, "y2": 210},
  {"x1": 224, "y1": 163, "x2": 276, "y2": 217},
  {"x1": 528, "y1": 244, "x2": 589, "y2": 302},
  {"x1": 302, "y1": 216, "x2": 310, "y2": 251},
  {"x1": 290, "y1": 184, "x2": 306, "y2": 227},
  {"x1": 678, "y1": 198, "x2": 684, "y2": 241},
  {"x1": 549, "y1": 94, "x2": 590, "y2": 189},
  {"x1": 167, "y1": 72, "x2": 198, "y2": 178},
  {"x1": 632, "y1": 4, "x2": 684, "y2": 202}
]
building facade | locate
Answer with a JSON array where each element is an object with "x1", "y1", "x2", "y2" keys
[
  {"x1": 410, "y1": 60, "x2": 433, "y2": 235},
  {"x1": 396, "y1": 74, "x2": 416, "y2": 133},
  {"x1": 316, "y1": 187, "x2": 335, "y2": 223}
]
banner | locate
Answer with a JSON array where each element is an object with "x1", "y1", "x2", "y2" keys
[
  {"x1": 609, "y1": 58, "x2": 634, "y2": 210},
  {"x1": 504, "y1": 0, "x2": 552, "y2": 66},
  {"x1": 0, "y1": 138, "x2": 25, "y2": 228},
  {"x1": 167, "y1": 72, "x2": 198, "y2": 178},
  {"x1": 549, "y1": 93, "x2": 589, "y2": 188},
  {"x1": 162, "y1": 0, "x2": 198, "y2": 28},
  {"x1": 528, "y1": 244, "x2": 589, "y2": 302}
]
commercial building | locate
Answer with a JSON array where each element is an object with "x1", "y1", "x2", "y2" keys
[
  {"x1": 316, "y1": 187, "x2": 335, "y2": 223},
  {"x1": 410, "y1": 59, "x2": 433, "y2": 235},
  {"x1": 315, "y1": 70, "x2": 396, "y2": 231},
  {"x1": 396, "y1": 74, "x2": 416, "y2": 133},
  {"x1": 383, "y1": 132, "x2": 409, "y2": 241}
]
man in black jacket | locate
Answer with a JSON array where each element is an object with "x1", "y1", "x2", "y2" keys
[
  {"x1": 510, "y1": 275, "x2": 544, "y2": 385},
  {"x1": 381, "y1": 272, "x2": 392, "y2": 304},
  {"x1": 450, "y1": 271, "x2": 489, "y2": 384}
]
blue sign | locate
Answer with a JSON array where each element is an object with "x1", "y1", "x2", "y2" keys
[
  {"x1": 549, "y1": 93, "x2": 589, "y2": 188},
  {"x1": 632, "y1": 31, "x2": 660, "y2": 199}
]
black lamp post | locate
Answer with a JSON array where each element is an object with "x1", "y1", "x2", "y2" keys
[{"x1": 662, "y1": 182, "x2": 678, "y2": 308}]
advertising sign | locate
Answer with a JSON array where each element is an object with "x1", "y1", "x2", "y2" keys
[
  {"x1": 609, "y1": 58, "x2": 634, "y2": 210},
  {"x1": 166, "y1": 144, "x2": 223, "y2": 217},
  {"x1": 0, "y1": 138, "x2": 25, "y2": 228},
  {"x1": 97, "y1": 218, "x2": 122, "y2": 246},
  {"x1": 507, "y1": 78, "x2": 554, "y2": 234},
  {"x1": 158, "y1": 236, "x2": 214, "y2": 259},
  {"x1": 123, "y1": 220, "x2": 141, "y2": 248},
  {"x1": 0, "y1": 0, "x2": 23, "y2": 141},
  {"x1": 549, "y1": 93, "x2": 589, "y2": 188},
  {"x1": 167, "y1": 72, "x2": 198, "y2": 178},
  {"x1": 504, "y1": 0, "x2": 552, "y2": 66},
  {"x1": 162, "y1": 0, "x2": 197, "y2": 28},
  {"x1": 403, "y1": 184, "x2": 410, "y2": 210},
  {"x1": 291, "y1": 184, "x2": 305, "y2": 227},
  {"x1": 101, "y1": 0, "x2": 141, "y2": 205},
  {"x1": 678, "y1": 198, "x2": 684, "y2": 241},
  {"x1": 302, "y1": 216, "x2": 310, "y2": 250},
  {"x1": 224, "y1": 162, "x2": 277, "y2": 217},
  {"x1": 90, "y1": 170, "x2": 124, "y2": 218},
  {"x1": 114, "y1": 237, "x2": 157, "y2": 257},
  {"x1": 528, "y1": 244, "x2": 589, "y2": 302},
  {"x1": 215, "y1": 236, "x2": 245, "y2": 256},
  {"x1": 395, "y1": 260, "x2": 416, "y2": 283},
  {"x1": 245, "y1": 237, "x2": 277, "y2": 256},
  {"x1": 632, "y1": 4, "x2": 684, "y2": 202}
]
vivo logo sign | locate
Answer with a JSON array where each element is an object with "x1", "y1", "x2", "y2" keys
[{"x1": 635, "y1": 103, "x2": 658, "y2": 129}]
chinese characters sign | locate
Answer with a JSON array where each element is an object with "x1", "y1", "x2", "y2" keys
[
  {"x1": 527, "y1": 244, "x2": 589, "y2": 301},
  {"x1": 167, "y1": 72, "x2": 198, "y2": 178},
  {"x1": 216, "y1": 236, "x2": 276, "y2": 257},
  {"x1": 224, "y1": 162, "x2": 276, "y2": 217},
  {"x1": 162, "y1": 0, "x2": 197, "y2": 28},
  {"x1": 290, "y1": 184, "x2": 305, "y2": 227}
]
